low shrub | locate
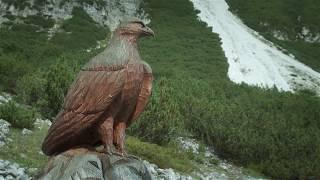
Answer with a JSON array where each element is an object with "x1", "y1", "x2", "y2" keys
[
  {"x1": 126, "y1": 136, "x2": 194, "y2": 173},
  {"x1": 128, "y1": 77, "x2": 184, "y2": 145},
  {"x1": 16, "y1": 71, "x2": 47, "y2": 108},
  {"x1": 44, "y1": 58, "x2": 78, "y2": 117},
  {"x1": 0, "y1": 101, "x2": 36, "y2": 129}
]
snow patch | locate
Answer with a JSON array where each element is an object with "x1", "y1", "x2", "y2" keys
[{"x1": 190, "y1": 0, "x2": 320, "y2": 94}]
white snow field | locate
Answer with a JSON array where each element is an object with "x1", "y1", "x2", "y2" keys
[{"x1": 190, "y1": 0, "x2": 320, "y2": 94}]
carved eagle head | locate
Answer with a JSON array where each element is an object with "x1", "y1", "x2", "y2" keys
[{"x1": 115, "y1": 18, "x2": 154, "y2": 41}]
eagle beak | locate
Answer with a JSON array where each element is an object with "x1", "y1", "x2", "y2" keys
[{"x1": 142, "y1": 26, "x2": 155, "y2": 37}]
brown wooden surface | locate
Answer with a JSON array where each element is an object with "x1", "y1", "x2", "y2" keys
[{"x1": 42, "y1": 20, "x2": 154, "y2": 156}]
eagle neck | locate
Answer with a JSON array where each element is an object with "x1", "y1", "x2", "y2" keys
[
  {"x1": 83, "y1": 34, "x2": 141, "y2": 70},
  {"x1": 110, "y1": 35, "x2": 140, "y2": 64}
]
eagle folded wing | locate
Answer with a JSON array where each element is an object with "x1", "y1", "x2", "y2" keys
[
  {"x1": 128, "y1": 62, "x2": 153, "y2": 125},
  {"x1": 42, "y1": 67, "x2": 126, "y2": 155}
]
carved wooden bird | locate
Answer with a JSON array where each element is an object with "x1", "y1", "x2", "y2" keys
[{"x1": 42, "y1": 19, "x2": 154, "y2": 156}]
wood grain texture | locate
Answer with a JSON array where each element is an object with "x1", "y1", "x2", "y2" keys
[{"x1": 42, "y1": 20, "x2": 154, "y2": 156}]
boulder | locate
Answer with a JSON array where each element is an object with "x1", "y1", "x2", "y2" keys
[{"x1": 38, "y1": 148, "x2": 152, "y2": 180}]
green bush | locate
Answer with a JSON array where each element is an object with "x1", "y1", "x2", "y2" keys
[
  {"x1": 45, "y1": 58, "x2": 77, "y2": 117},
  {"x1": 0, "y1": 6, "x2": 108, "y2": 93},
  {"x1": 129, "y1": 78, "x2": 184, "y2": 145},
  {"x1": 23, "y1": 15, "x2": 55, "y2": 28},
  {"x1": 126, "y1": 136, "x2": 194, "y2": 173},
  {"x1": 139, "y1": 0, "x2": 320, "y2": 179},
  {"x1": 0, "y1": 55, "x2": 32, "y2": 91},
  {"x1": 0, "y1": 101, "x2": 35, "y2": 129},
  {"x1": 16, "y1": 71, "x2": 47, "y2": 108}
]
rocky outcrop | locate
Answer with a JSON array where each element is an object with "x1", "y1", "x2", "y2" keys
[
  {"x1": 0, "y1": 0, "x2": 150, "y2": 31},
  {"x1": 38, "y1": 148, "x2": 152, "y2": 180}
]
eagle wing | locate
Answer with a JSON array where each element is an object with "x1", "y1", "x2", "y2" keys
[
  {"x1": 127, "y1": 62, "x2": 153, "y2": 125},
  {"x1": 42, "y1": 66, "x2": 126, "y2": 155}
]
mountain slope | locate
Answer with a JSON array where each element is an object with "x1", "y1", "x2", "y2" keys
[
  {"x1": 226, "y1": 0, "x2": 320, "y2": 73},
  {"x1": 137, "y1": 0, "x2": 320, "y2": 179},
  {"x1": 190, "y1": 0, "x2": 320, "y2": 94}
]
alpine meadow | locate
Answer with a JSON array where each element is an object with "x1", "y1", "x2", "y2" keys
[{"x1": 0, "y1": 0, "x2": 319, "y2": 179}]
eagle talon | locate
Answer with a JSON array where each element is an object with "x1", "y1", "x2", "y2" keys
[
  {"x1": 113, "y1": 150, "x2": 128, "y2": 157},
  {"x1": 101, "y1": 145, "x2": 115, "y2": 155}
]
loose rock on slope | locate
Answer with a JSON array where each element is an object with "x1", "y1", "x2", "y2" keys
[{"x1": 0, "y1": 160, "x2": 31, "y2": 180}]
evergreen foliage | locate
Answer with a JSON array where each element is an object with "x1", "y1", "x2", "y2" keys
[
  {"x1": 133, "y1": 0, "x2": 320, "y2": 178},
  {"x1": 44, "y1": 58, "x2": 77, "y2": 117},
  {"x1": 129, "y1": 78, "x2": 184, "y2": 145},
  {"x1": 0, "y1": 101, "x2": 35, "y2": 129},
  {"x1": 0, "y1": 7, "x2": 108, "y2": 92}
]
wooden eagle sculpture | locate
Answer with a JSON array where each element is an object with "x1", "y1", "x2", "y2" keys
[{"x1": 42, "y1": 19, "x2": 154, "y2": 156}]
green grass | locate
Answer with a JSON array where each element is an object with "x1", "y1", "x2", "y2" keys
[
  {"x1": 0, "y1": 101, "x2": 36, "y2": 129},
  {"x1": 0, "y1": 127, "x2": 49, "y2": 170},
  {"x1": 0, "y1": 126, "x2": 195, "y2": 175},
  {"x1": 127, "y1": 136, "x2": 195, "y2": 173},
  {"x1": 226, "y1": 0, "x2": 320, "y2": 72}
]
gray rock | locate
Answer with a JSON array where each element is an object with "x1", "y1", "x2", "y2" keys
[
  {"x1": 0, "y1": 93, "x2": 11, "y2": 104},
  {"x1": 39, "y1": 148, "x2": 152, "y2": 180},
  {"x1": 34, "y1": 118, "x2": 52, "y2": 129},
  {"x1": 22, "y1": 128, "x2": 33, "y2": 135},
  {"x1": 143, "y1": 160, "x2": 192, "y2": 180},
  {"x1": 0, "y1": 0, "x2": 150, "y2": 32},
  {"x1": 0, "y1": 119, "x2": 10, "y2": 147},
  {"x1": 0, "y1": 160, "x2": 31, "y2": 180}
]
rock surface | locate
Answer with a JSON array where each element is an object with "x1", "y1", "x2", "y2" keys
[
  {"x1": 176, "y1": 137, "x2": 267, "y2": 180},
  {"x1": 143, "y1": 160, "x2": 192, "y2": 180},
  {"x1": 39, "y1": 148, "x2": 152, "y2": 180},
  {"x1": 0, "y1": 0, "x2": 150, "y2": 31},
  {"x1": 0, "y1": 119, "x2": 10, "y2": 147},
  {"x1": 0, "y1": 93, "x2": 11, "y2": 105}
]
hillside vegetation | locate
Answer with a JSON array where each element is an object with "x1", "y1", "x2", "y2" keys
[
  {"x1": 226, "y1": 0, "x2": 320, "y2": 72},
  {"x1": 0, "y1": 0, "x2": 319, "y2": 179}
]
